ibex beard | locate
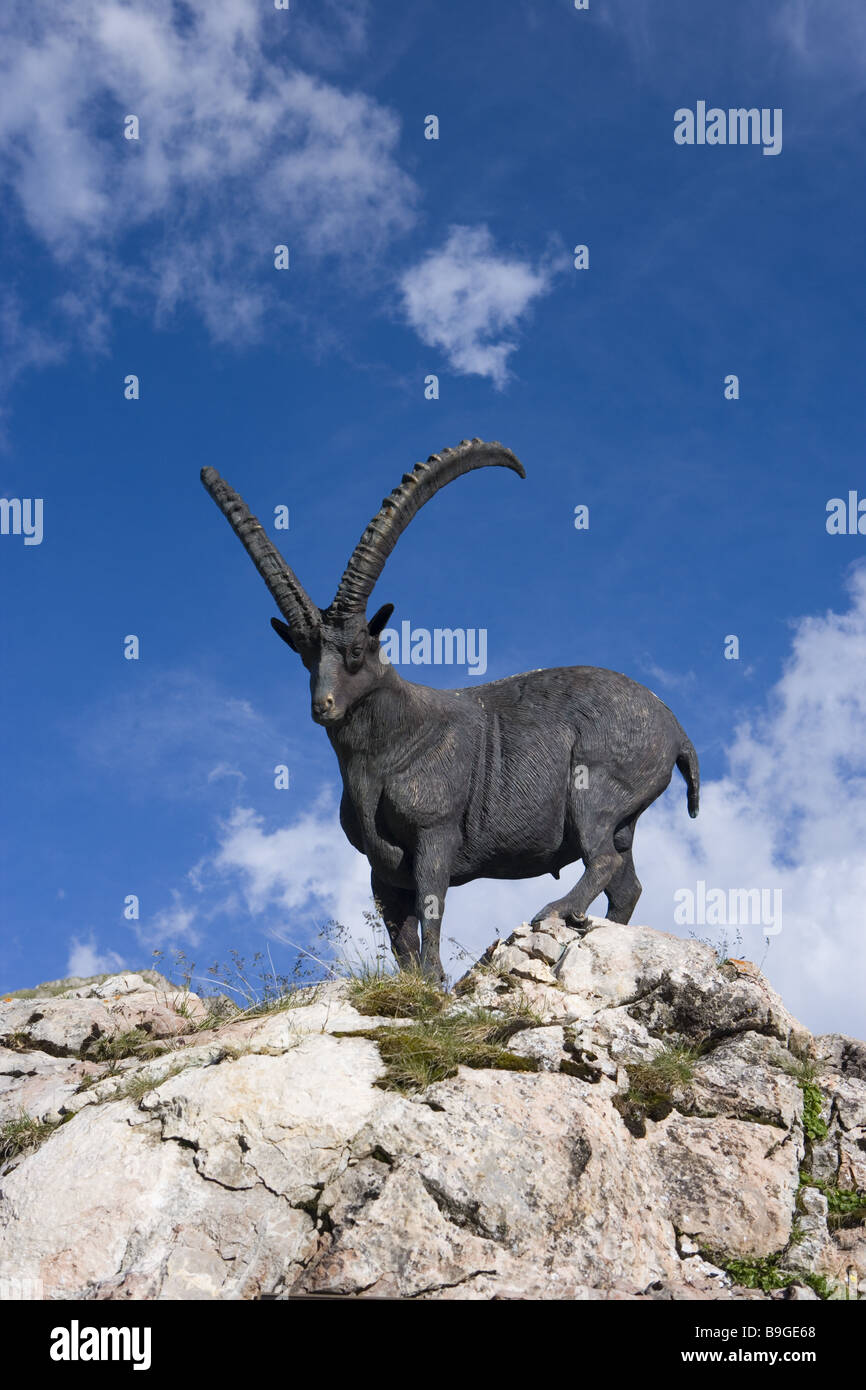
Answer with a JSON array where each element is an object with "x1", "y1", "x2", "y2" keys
[{"x1": 202, "y1": 438, "x2": 699, "y2": 984}]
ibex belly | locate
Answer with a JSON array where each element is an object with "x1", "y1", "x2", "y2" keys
[{"x1": 453, "y1": 715, "x2": 576, "y2": 877}]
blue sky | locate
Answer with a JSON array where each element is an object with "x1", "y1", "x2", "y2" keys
[{"x1": 1, "y1": 0, "x2": 865, "y2": 1034}]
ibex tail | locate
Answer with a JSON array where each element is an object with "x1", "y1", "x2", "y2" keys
[{"x1": 676, "y1": 738, "x2": 700, "y2": 818}]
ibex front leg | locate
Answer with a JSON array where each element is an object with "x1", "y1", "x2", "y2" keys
[
  {"x1": 413, "y1": 831, "x2": 458, "y2": 985},
  {"x1": 372, "y1": 834, "x2": 456, "y2": 982},
  {"x1": 371, "y1": 874, "x2": 420, "y2": 971}
]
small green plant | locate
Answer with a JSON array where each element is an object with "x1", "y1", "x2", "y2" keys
[
  {"x1": 74, "y1": 1059, "x2": 125, "y2": 1094},
  {"x1": 800, "y1": 1082, "x2": 829, "y2": 1142},
  {"x1": 718, "y1": 1254, "x2": 789, "y2": 1293},
  {"x1": 704, "y1": 1248, "x2": 835, "y2": 1299},
  {"x1": 799, "y1": 1173, "x2": 866, "y2": 1230},
  {"x1": 774, "y1": 1054, "x2": 829, "y2": 1142},
  {"x1": 339, "y1": 1006, "x2": 540, "y2": 1092},
  {"x1": 790, "y1": 1060, "x2": 828, "y2": 1142},
  {"x1": 0, "y1": 1111, "x2": 59, "y2": 1163}
]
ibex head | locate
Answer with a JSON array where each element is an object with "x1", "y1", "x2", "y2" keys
[{"x1": 201, "y1": 438, "x2": 524, "y2": 727}]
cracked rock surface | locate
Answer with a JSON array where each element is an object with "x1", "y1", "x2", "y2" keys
[{"x1": 1, "y1": 923, "x2": 864, "y2": 1300}]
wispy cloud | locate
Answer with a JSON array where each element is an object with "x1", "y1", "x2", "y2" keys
[
  {"x1": 601, "y1": 0, "x2": 866, "y2": 86},
  {"x1": 288, "y1": 0, "x2": 372, "y2": 72},
  {"x1": 0, "y1": 293, "x2": 67, "y2": 441},
  {"x1": 0, "y1": 1, "x2": 418, "y2": 354},
  {"x1": 0, "y1": 5, "x2": 563, "y2": 401},
  {"x1": 399, "y1": 225, "x2": 558, "y2": 387},
  {"x1": 73, "y1": 670, "x2": 290, "y2": 802},
  {"x1": 138, "y1": 893, "x2": 200, "y2": 951},
  {"x1": 66, "y1": 932, "x2": 126, "y2": 978},
  {"x1": 636, "y1": 658, "x2": 697, "y2": 693},
  {"x1": 773, "y1": 0, "x2": 866, "y2": 79}
]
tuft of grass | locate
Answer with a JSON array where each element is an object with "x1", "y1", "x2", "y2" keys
[
  {"x1": 84, "y1": 1027, "x2": 151, "y2": 1062},
  {"x1": 188, "y1": 995, "x2": 241, "y2": 1031},
  {"x1": 116, "y1": 1062, "x2": 188, "y2": 1104},
  {"x1": 188, "y1": 941, "x2": 328, "y2": 1017},
  {"x1": 614, "y1": 1044, "x2": 703, "y2": 1137},
  {"x1": 338, "y1": 1006, "x2": 541, "y2": 1092},
  {"x1": 239, "y1": 984, "x2": 322, "y2": 1020},
  {"x1": 0, "y1": 1111, "x2": 60, "y2": 1163},
  {"x1": 346, "y1": 965, "x2": 447, "y2": 1020},
  {"x1": 627, "y1": 1045, "x2": 700, "y2": 1113}
]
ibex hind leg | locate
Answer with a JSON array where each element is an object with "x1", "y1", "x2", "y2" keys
[
  {"x1": 604, "y1": 819, "x2": 642, "y2": 924},
  {"x1": 530, "y1": 833, "x2": 622, "y2": 928},
  {"x1": 531, "y1": 773, "x2": 639, "y2": 928},
  {"x1": 371, "y1": 874, "x2": 420, "y2": 970}
]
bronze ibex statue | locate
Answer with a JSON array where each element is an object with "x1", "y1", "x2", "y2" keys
[{"x1": 202, "y1": 438, "x2": 699, "y2": 983}]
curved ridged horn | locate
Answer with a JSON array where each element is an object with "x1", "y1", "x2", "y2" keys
[
  {"x1": 201, "y1": 467, "x2": 320, "y2": 637},
  {"x1": 328, "y1": 438, "x2": 525, "y2": 616}
]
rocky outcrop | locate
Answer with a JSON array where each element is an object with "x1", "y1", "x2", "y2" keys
[{"x1": 1, "y1": 921, "x2": 864, "y2": 1301}]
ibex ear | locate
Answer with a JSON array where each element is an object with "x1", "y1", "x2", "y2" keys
[
  {"x1": 368, "y1": 603, "x2": 394, "y2": 638},
  {"x1": 270, "y1": 617, "x2": 297, "y2": 651}
]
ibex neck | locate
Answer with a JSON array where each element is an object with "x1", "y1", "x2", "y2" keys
[{"x1": 329, "y1": 666, "x2": 430, "y2": 754}]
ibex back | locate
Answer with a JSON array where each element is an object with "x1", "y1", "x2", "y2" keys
[{"x1": 202, "y1": 439, "x2": 699, "y2": 983}]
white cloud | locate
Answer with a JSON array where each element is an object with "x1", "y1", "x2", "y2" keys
[
  {"x1": 67, "y1": 932, "x2": 126, "y2": 978},
  {"x1": 211, "y1": 795, "x2": 372, "y2": 932},
  {"x1": 140, "y1": 894, "x2": 200, "y2": 950},
  {"x1": 773, "y1": 0, "x2": 866, "y2": 80},
  {"x1": 0, "y1": 1, "x2": 418, "y2": 350},
  {"x1": 635, "y1": 565, "x2": 866, "y2": 1038},
  {"x1": 0, "y1": 8, "x2": 561, "y2": 397},
  {"x1": 74, "y1": 670, "x2": 287, "y2": 801},
  {"x1": 399, "y1": 225, "x2": 556, "y2": 387}
]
